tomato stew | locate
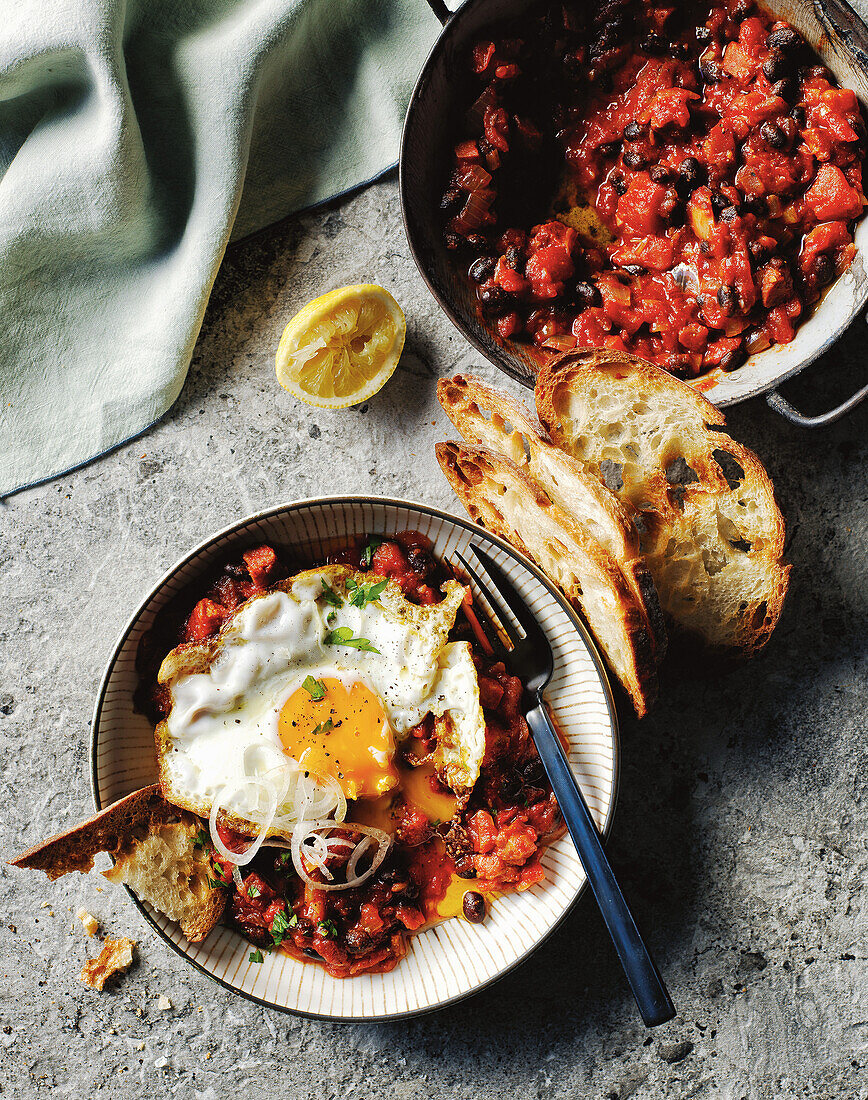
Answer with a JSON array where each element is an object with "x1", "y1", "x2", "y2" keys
[
  {"x1": 138, "y1": 535, "x2": 563, "y2": 979},
  {"x1": 441, "y1": 0, "x2": 866, "y2": 379}
]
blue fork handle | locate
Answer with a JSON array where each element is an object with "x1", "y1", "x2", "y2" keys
[{"x1": 526, "y1": 704, "x2": 675, "y2": 1027}]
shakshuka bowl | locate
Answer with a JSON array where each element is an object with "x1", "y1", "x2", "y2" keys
[
  {"x1": 400, "y1": 0, "x2": 868, "y2": 406},
  {"x1": 90, "y1": 497, "x2": 619, "y2": 1021}
]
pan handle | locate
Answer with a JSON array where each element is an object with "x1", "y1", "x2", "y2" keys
[
  {"x1": 766, "y1": 380, "x2": 868, "y2": 427},
  {"x1": 425, "y1": 0, "x2": 453, "y2": 25}
]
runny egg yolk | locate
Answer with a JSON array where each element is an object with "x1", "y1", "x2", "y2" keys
[{"x1": 278, "y1": 677, "x2": 398, "y2": 800}]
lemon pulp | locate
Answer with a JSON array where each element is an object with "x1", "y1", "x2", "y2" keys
[{"x1": 275, "y1": 284, "x2": 406, "y2": 409}]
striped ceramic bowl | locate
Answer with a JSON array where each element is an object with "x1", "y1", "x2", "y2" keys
[{"x1": 91, "y1": 497, "x2": 619, "y2": 1020}]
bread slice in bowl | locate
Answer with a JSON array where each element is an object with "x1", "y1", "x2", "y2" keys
[
  {"x1": 536, "y1": 349, "x2": 790, "y2": 655},
  {"x1": 437, "y1": 374, "x2": 666, "y2": 663},
  {"x1": 436, "y1": 440, "x2": 658, "y2": 716},
  {"x1": 9, "y1": 785, "x2": 226, "y2": 943}
]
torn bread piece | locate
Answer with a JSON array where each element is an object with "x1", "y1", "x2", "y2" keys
[
  {"x1": 437, "y1": 374, "x2": 666, "y2": 661},
  {"x1": 9, "y1": 786, "x2": 226, "y2": 943},
  {"x1": 81, "y1": 937, "x2": 135, "y2": 991},
  {"x1": 536, "y1": 349, "x2": 790, "y2": 654},
  {"x1": 436, "y1": 440, "x2": 658, "y2": 716}
]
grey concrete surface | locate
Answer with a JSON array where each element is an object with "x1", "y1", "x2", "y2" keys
[{"x1": 0, "y1": 175, "x2": 866, "y2": 1100}]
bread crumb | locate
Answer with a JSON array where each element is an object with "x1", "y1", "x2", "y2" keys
[
  {"x1": 157, "y1": 995, "x2": 172, "y2": 1011},
  {"x1": 136, "y1": 1041, "x2": 145, "y2": 1052},
  {"x1": 204, "y1": 1051, "x2": 212, "y2": 1060},
  {"x1": 76, "y1": 908, "x2": 99, "y2": 936},
  {"x1": 80, "y1": 937, "x2": 135, "y2": 991},
  {"x1": 40, "y1": 901, "x2": 50, "y2": 909}
]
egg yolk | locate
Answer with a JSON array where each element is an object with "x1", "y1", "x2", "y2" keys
[{"x1": 278, "y1": 677, "x2": 398, "y2": 800}]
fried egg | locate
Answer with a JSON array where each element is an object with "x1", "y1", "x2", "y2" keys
[{"x1": 155, "y1": 565, "x2": 486, "y2": 832}]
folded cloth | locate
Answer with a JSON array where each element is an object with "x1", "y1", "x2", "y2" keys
[{"x1": 0, "y1": 0, "x2": 440, "y2": 496}]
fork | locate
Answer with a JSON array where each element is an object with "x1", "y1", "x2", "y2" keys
[{"x1": 456, "y1": 545, "x2": 675, "y2": 1028}]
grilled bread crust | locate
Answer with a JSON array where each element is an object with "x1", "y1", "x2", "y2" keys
[
  {"x1": 437, "y1": 374, "x2": 666, "y2": 662},
  {"x1": 9, "y1": 786, "x2": 173, "y2": 880},
  {"x1": 536, "y1": 348, "x2": 790, "y2": 655},
  {"x1": 436, "y1": 440, "x2": 658, "y2": 716}
]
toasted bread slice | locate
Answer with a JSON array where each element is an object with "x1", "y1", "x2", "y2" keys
[
  {"x1": 103, "y1": 819, "x2": 225, "y2": 942},
  {"x1": 536, "y1": 349, "x2": 790, "y2": 654},
  {"x1": 437, "y1": 374, "x2": 666, "y2": 660},
  {"x1": 436, "y1": 440, "x2": 658, "y2": 715},
  {"x1": 9, "y1": 786, "x2": 226, "y2": 943}
]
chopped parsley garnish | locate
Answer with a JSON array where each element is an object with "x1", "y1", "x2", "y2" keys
[
  {"x1": 346, "y1": 578, "x2": 387, "y2": 608},
  {"x1": 324, "y1": 626, "x2": 380, "y2": 653},
  {"x1": 320, "y1": 578, "x2": 343, "y2": 608},
  {"x1": 317, "y1": 919, "x2": 338, "y2": 938},
  {"x1": 271, "y1": 909, "x2": 298, "y2": 946},
  {"x1": 279, "y1": 851, "x2": 292, "y2": 865},
  {"x1": 193, "y1": 828, "x2": 209, "y2": 850},
  {"x1": 311, "y1": 718, "x2": 334, "y2": 737},
  {"x1": 249, "y1": 948, "x2": 265, "y2": 964},
  {"x1": 327, "y1": 610, "x2": 337, "y2": 626},
  {"x1": 207, "y1": 876, "x2": 224, "y2": 890},
  {"x1": 247, "y1": 883, "x2": 261, "y2": 899},
  {"x1": 302, "y1": 675, "x2": 326, "y2": 701},
  {"x1": 362, "y1": 536, "x2": 384, "y2": 567}
]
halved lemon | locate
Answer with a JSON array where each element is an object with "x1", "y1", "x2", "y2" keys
[{"x1": 275, "y1": 284, "x2": 406, "y2": 409}]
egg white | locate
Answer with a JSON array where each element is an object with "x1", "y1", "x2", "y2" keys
[{"x1": 155, "y1": 565, "x2": 487, "y2": 829}]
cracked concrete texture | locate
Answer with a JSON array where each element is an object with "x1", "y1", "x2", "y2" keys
[{"x1": 0, "y1": 176, "x2": 866, "y2": 1100}]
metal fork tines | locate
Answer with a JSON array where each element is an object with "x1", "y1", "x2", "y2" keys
[
  {"x1": 454, "y1": 547, "x2": 552, "y2": 692},
  {"x1": 457, "y1": 543, "x2": 675, "y2": 1029}
]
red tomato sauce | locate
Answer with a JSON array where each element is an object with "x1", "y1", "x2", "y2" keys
[
  {"x1": 137, "y1": 536, "x2": 564, "y2": 979},
  {"x1": 441, "y1": 0, "x2": 866, "y2": 378}
]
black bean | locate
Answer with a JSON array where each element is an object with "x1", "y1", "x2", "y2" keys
[
  {"x1": 814, "y1": 252, "x2": 836, "y2": 286},
  {"x1": 719, "y1": 343, "x2": 747, "y2": 372},
  {"x1": 717, "y1": 285, "x2": 737, "y2": 315},
  {"x1": 623, "y1": 121, "x2": 644, "y2": 141},
  {"x1": 719, "y1": 205, "x2": 739, "y2": 223},
  {"x1": 699, "y1": 58, "x2": 722, "y2": 84},
  {"x1": 760, "y1": 121, "x2": 787, "y2": 149},
  {"x1": 623, "y1": 150, "x2": 647, "y2": 169},
  {"x1": 479, "y1": 285, "x2": 511, "y2": 315},
  {"x1": 767, "y1": 27, "x2": 804, "y2": 53},
  {"x1": 790, "y1": 105, "x2": 806, "y2": 125},
  {"x1": 598, "y1": 140, "x2": 622, "y2": 158},
  {"x1": 504, "y1": 245, "x2": 525, "y2": 273},
  {"x1": 661, "y1": 188, "x2": 684, "y2": 225},
  {"x1": 610, "y1": 172, "x2": 628, "y2": 195},
  {"x1": 732, "y1": 0, "x2": 754, "y2": 19},
  {"x1": 743, "y1": 196, "x2": 768, "y2": 217},
  {"x1": 771, "y1": 77, "x2": 798, "y2": 103},
  {"x1": 440, "y1": 187, "x2": 462, "y2": 212},
  {"x1": 468, "y1": 256, "x2": 496, "y2": 283},
  {"x1": 663, "y1": 353, "x2": 692, "y2": 377},
  {"x1": 749, "y1": 238, "x2": 772, "y2": 264},
  {"x1": 801, "y1": 64, "x2": 828, "y2": 82},
  {"x1": 622, "y1": 264, "x2": 647, "y2": 276},
  {"x1": 574, "y1": 281, "x2": 602, "y2": 308},
  {"x1": 563, "y1": 52, "x2": 585, "y2": 80},
  {"x1": 678, "y1": 156, "x2": 705, "y2": 191},
  {"x1": 762, "y1": 49, "x2": 792, "y2": 83},
  {"x1": 462, "y1": 891, "x2": 486, "y2": 923},
  {"x1": 649, "y1": 164, "x2": 671, "y2": 183},
  {"x1": 466, "y1": 233, "x2": 487, "y2": 250},
  {"x1": 710, "y1": 190, "x2": 730, "y2": 218},
  {"x1": 641, "y1": 33, "x2": 668, "y2": 55},
  {"x1": 695, "y1": 25, "x2": 712, "y2": 43}
]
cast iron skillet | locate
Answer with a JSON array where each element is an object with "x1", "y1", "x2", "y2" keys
[{"x1": 401, "y1": 0, "x2": 868, "y2": 426}]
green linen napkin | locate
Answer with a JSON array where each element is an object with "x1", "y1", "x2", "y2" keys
[{"x1": 0, "y1": 0, "x2": 440, "y2": 496}]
